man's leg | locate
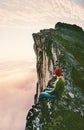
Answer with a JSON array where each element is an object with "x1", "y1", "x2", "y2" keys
[
  {"x1": 39, "y1": 92, "x2": 56, "y2": 101},
  {"x1": 42, "y1": 87, "x2": 53, "y2": 92}
]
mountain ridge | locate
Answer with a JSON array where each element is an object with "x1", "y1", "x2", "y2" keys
[{"x1": 25, "y1": 22, "x2": 84, "y2": 130}]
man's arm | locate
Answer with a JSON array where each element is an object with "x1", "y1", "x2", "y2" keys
[{"x1": 46, "y1": 80, "x2": 58, "y2": 94}]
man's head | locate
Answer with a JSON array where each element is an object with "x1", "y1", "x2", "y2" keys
[{"x1": 54, "y1": 67, "x2": 62, "y2": 77}]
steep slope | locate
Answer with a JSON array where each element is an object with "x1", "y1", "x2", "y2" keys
[{"x1": 25, "y1": 22, "x2": 84, "y2": 130}]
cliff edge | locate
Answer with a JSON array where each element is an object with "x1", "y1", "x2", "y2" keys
[{"x1": 25, "y1": 22, "x2": 84, "y2": 130}]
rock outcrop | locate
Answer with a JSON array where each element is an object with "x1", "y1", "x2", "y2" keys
[{"x1": 25, "y1": 22, "x2": 84, "y2": 130}]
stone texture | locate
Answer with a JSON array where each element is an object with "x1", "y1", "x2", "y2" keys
[{"x1": 25, "y1": 22, "x2": 84, "y2": 130}]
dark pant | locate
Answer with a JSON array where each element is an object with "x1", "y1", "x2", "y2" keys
[{"x1": 39, "y1": 87, "x2": 56, "y2": 101}]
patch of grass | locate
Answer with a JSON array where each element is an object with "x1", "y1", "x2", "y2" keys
[
  {"x1": 54, "y1": 34, "x2": 84, "y2": 66},
  {"x1": 43, "y1": 111, "x2": 84, "y2": 130}
]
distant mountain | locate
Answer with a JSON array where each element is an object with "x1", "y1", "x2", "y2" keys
[{"x1": 25, "y1": 22, "x2": 84, "y2": 130}]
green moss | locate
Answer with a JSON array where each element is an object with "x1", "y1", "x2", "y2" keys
[
  {"x1": 53, "y1": 34, "x2": 84, "y2": 65},
  {"x1": 72, "y1": 67, "x2": 84, "y2": 90},
  {"x1": 43, "y1": 111, "x2": 84, "y2": 130},
  {"x1": 55, "y1": 22, "x2": 83, "y2": 33}
]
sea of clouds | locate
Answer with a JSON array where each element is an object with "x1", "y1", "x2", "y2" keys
[{"x1": 0, "y1": 60, "x2": 37, "y2": 130}]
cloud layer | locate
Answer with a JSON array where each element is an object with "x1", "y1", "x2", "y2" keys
[
  {"x1": 0, "y1": 0, "x2": 84, "y2": 28},
  {"x1": 0, "y1": 60, "x2": 37, "y2": 130}
]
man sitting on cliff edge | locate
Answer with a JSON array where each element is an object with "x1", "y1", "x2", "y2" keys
[{"x1": 39, "y1": 67, "x2": 65, "y2": 101}]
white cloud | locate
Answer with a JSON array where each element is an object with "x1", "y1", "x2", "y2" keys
[
  {"x1": 0, "y1": 0, "x2": 84, "y2": 29},
  {"x1": 0, "y1": 60, "x2": 37, "y2": 130}
]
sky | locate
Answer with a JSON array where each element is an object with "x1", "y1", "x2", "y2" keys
[
  {"x1": 0, "y1": 0, "x2": 84, "y2": 61},
  {"x1": 0, "y1": 0, "x2": 84, "y2": 130}
]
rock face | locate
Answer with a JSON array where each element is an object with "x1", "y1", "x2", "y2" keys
[{"x1": 25, "y1": 22, "x2": 84, "y2": 130}]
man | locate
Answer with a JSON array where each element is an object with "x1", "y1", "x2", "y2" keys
[{"x1": 39, "y1": 67, "x2": 65, "y2": 101}]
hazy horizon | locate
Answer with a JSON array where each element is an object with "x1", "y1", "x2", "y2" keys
[{"x1": 0, "y1": 60, "x2": 37, "y2": 130}]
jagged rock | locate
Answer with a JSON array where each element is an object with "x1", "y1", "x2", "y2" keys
[{"x1": 25, "y1": 22, "x2": 84, "y2": 130}]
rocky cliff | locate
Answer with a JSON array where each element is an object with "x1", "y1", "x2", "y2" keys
[{"x1": 25, "y1": 22, "x2": 84, "y2": 130}]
